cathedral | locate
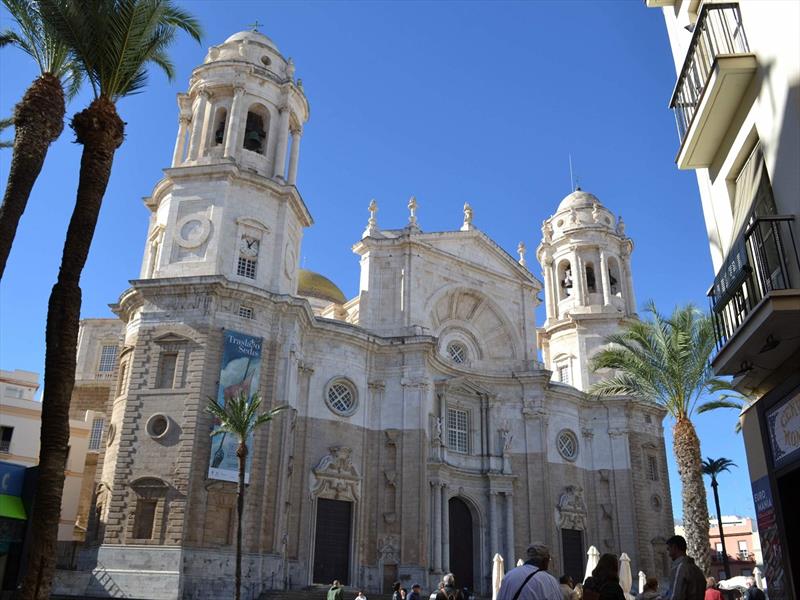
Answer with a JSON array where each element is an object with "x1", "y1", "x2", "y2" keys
[{"x1": 57, "y1": 29, "x2": 674, "y2": 599}]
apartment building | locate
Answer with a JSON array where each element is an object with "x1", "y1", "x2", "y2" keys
[
  {"x1": 646, "y1": 1, "x2": 800, "y2": 598},
  {"x1": 709, "y1": 516, "x2": 762, "y2": 580},
  {"x1": 0, "y1": 369, "x2": 105, "y2": 591}
]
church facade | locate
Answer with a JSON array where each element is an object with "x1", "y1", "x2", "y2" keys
[{"x1": 56, "y1": 29, "x2": 674, "y2": 600}]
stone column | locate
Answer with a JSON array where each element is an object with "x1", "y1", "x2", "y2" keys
[
  {"x1": 441, "y1": 484, "x2": 450, "y2": 572},
  {"x1": 171, "y1": 115, "x2": 190, "y2": 167},
  {"x1": 273, "y1": 105, "x2": 291, "y2": 179},
  {"x1": 542, "y1": 259, "x2": 555, "y2": 320},
  {"x1": 489, "y1": 491, "x2": 499, "y2": 556},
  {"x1": 197, "y1": 92, "x2": 216, "y2": 153},
  {"x1": 224, "y1": 86, "x2": 246, "y2": 159},
  {"x1": 599, "y1": 249, "x2": 611, "y2": 306},
  {"x1": 432, "y1": 482, "x2": 442, "y2": 572},
  {"x1": 287, "y1": 127, "x2": 302, "y2": 185},
  {"x1": 552, "y1": 260, "x2": 563, "y2": 317},
  {"x1": 187, "y1": 88, "x2": 210, "y2": 161},
  {"x1": 505, "y1": 493, "x2": 515, "y2": 564},
  {"x1": 573, "y1": 252, "x2": 586, "y2": 305},
  {"x1": 623, "y1": 249, "x2": 637, "y2": 314}
]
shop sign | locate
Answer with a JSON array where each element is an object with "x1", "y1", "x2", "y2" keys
[
  {"x1": 766, "y1": 390, "x2": 800, "y2": 468},
  {"x1": 751, "y1": 476, "x2": 787, "y2": 600}
]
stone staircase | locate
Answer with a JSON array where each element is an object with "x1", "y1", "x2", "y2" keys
[{"x1": 259, "y1": 586, "x2": 395, "y2": 600}]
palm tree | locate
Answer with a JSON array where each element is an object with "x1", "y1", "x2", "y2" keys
[
  {"x1": 18, "y1": 3, "x2": 201, "y2": 598},
  {"x1": 703, "y1": 457, "x2": 737, "y2": 580},
  {"x1": 0, "y1": 0, "x2": 82, "y2": 279},
  {"x1": 207, "y1": 392, "x2": 288, "y2": 600},
  {"x1": 589, "y1": 301, "x2": 743, "y2": 576}
]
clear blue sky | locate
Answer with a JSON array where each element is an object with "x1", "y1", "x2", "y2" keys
[{"x1": 0, "y1": 1, "x2": 752, "y2": 521}]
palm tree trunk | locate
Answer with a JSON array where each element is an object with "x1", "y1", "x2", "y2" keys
[
  {"x1": 19, "y1": 96, "x2": 124, "y2": 600},
  {"x1": 0, "y1": 73, "x2": 64, "y2": 279},
  {"x1": 236, "y1": 442, "x2": 248, "y2": 600},
  {"x1": 673, "y1": 417, "x2": 712, "y2": 576},
  {"x1": 711, "y1": 480, "x2": 732, "y2": 579}
]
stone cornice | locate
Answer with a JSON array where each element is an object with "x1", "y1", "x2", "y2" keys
[{"x1": 151, "y1": 162, "x2": 313, "y2": 227}]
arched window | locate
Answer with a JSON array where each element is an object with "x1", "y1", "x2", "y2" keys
[
  {"x1": 607, "y1": 257, "x2": 621, "y2": 296},
  {"x1": 243, "y1": 104, "x2": 270, "y2": 155},
  {"x1": 558, "y1": 260, "x2": 573, "y2": 299},
  {"x1": 212, "y1": 106, "x2": 227, "y2": 146},
  {"x1": 585, "y1": 262, "x2": 597, "y2": 294}
]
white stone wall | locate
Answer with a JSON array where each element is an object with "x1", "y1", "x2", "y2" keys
[{"x1": 656, "y1": 0, "x2": 800, "y2": 270}]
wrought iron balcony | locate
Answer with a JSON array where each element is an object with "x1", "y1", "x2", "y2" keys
[
  {"x1": 709, "y1": 215, "x2": 799, "y2": 358},
  {"x1": 670, "y1": 3, "x2": 756, "y2": 169}
]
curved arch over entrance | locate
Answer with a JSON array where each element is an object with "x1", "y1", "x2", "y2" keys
[{"x1": 449, "y1": 497, "x2": 474, "y2": 590}]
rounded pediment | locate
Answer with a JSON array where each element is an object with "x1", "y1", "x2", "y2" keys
[{"x1": 429, "y1": 288, "x2": 520, "y2": 362}]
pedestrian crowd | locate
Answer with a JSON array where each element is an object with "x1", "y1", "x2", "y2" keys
[{"x1": 326, "y1": 534, "x2": 764, "y2": 600}]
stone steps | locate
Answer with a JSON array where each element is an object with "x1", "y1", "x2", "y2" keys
[{"x1": 259, "y1": 587, "x2": 394, "y2": 600}]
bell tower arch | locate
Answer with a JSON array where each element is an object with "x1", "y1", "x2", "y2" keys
[{"x1": 536, "y1": 189, "x2": 637, "y2": 392}]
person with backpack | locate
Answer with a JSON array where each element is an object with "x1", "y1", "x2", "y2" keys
[
  {"x1": 664, "y1": 535, "x2": 706, "y2": 600},
  {"x1": 496, "y1": 543, "x2": 562, "y2": 600}
]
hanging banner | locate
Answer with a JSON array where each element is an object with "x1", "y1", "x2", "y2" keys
[
  {"x1": 208, "y1": 330, "x2": 263, "y2": 483},
  {"x1": 751, "y1": 476, "x2": 787, "y2": 600}
]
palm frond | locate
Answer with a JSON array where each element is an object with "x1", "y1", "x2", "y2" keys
[
  {"x1": 207, "y1": 392, "x2": 288, "y2": 443},
  {"x1": 2, "y1": 0, "x2": 84, "y2": 91},
  {"x1": 702, "y1": 456, "x2": 737, "y2": 477},
  {"x1": 590, "y1": 299, "x2": 752, "y2": 422},
  {"x1": 696, "y1": 399, "x2": 743, "y2": 414},
  {"x1": 40, "y1": 0, "x2": 202, "y2": 101},
  {"x1": 0, "y1": 116, "x2": 13, "y2": 148}
]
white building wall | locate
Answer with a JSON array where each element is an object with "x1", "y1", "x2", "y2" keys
[{"x1": 0, "y1": 394, "x2": 92, "y2": 541}]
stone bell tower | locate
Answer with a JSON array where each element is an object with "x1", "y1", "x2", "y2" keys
[
  {"x1": 536, "y1": 189, "x2": 637, "y2": 392},
  {"x1": 139, "y1": 29, "x2": 312, "y2": 294}
]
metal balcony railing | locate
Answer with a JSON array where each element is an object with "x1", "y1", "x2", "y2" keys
[
  {"x1": 670, "y1": 3, "x2": 750, "y2": 145},
  {"x1": 709, "y1": 215, "x2": 799, "y2": 350},
  {"x1": 738, "y1": 550, "x2": 751, "y2": 560}
]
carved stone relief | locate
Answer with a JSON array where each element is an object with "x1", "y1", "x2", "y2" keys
[
  {"x1": 310, "y1": 446, "x2": 361, "y2": 502},
  {"x1": 556, "y1": 484, "x2": 587, "y2": 530},
  {"x1": 378, "y1": 534, "x2": 400, "y2": 564}
]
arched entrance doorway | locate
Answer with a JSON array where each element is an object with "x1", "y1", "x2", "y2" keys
[
  {"x1": 313, "y1": 498, "x2": 352, "y2": 585},
  {"x1": 449, "y1": 497, "x2": 474, "y2": 590}
]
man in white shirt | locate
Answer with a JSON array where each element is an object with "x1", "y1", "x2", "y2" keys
[{"x1": 497, "y1": 543, "x2": 562, "y2": 600}]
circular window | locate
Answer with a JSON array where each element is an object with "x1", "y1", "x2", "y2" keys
[
  {"x1": 175, "y1": 215, "x2": 211, "y2": 248},
  {"x1": 556, "y1": 219, "x2": 564, "y2": 227},
  {"x1": 651, "y1": 495, "x2": 662, "y2": 512},
  {"x1": 106, "y1": 424, "x2": 116, "y2": 447},
  {"x1": 325, "y1": 379, "x2": 357, "y2": 416},
  {"x1": 260, "y1": 55, "x2": 272, "y2": 66},
  {"x1": 556, "y1": 429, "x2": 579, "y2": 461},
  {"x1": 447, "y1": 342, "x2": 467, "y2": 364},
  {"x1": 146, "y1": 414, "x2": 170, "y2": 439}
]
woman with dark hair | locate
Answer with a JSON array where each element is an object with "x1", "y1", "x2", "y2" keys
[{"x1": 582, "y1": 554, "x2": 625, "y2": 600}]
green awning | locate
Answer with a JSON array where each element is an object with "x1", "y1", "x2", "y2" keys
[{"x1": 0, "y1": 494, "x2": 26, "y2": 520}]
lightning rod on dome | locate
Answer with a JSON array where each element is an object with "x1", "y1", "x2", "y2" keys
[
  {"x1": 248, "y1": 20, "x2": 263, "y2": 32},
  {"x1": 569, "y1": 153, "x2": 583, "y2": 192}
]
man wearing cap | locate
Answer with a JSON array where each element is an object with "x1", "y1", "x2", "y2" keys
[{"x1": 497, "y1": 543, "x2": 562, "y2": 600}]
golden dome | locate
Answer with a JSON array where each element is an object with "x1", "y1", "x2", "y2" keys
[{"x1": 297, "y1": 269, "x2": 347, "y2": 304}]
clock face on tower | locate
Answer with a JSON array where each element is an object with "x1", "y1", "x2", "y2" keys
[{"x1": 239, "y1": 236, "x2": 259, "y2": 257}]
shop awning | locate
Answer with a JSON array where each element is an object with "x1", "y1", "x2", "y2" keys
[{"x1": 0, "y1": 494, "x2": 26, "y2": 520}]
